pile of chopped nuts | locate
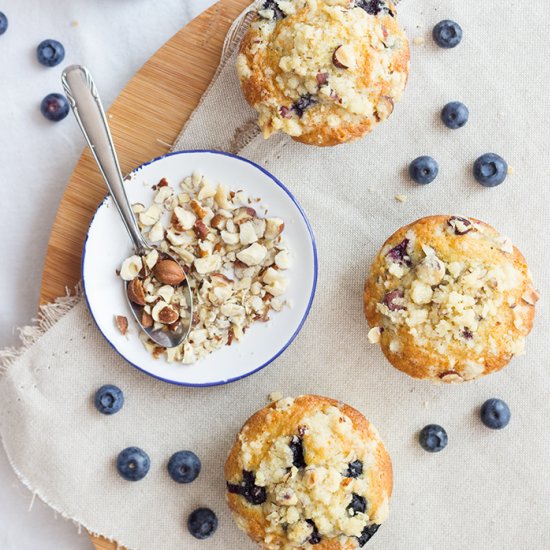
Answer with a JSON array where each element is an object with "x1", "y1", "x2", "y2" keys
[{"x1": 118, "y1": 171, "x2": 291, "y2": 364}]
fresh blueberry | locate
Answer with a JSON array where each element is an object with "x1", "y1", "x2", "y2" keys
[
  {"x1": 409, "y1": 156, "x2": 439, "y2": 184},
  {"x1": 480, "y1": 398, "x2": 511, "y2": 430},
  {"x1": 37, "y1": 39, "x2": 65, "y2": 67},
  {"x1": 357, "y1": 524, "x2": 380, "y2": 547},
  {"x1": 347, "y1": 493, "x2": 367, "y2": 516},
  {"x1": 116, "y1": 447, "x2": 150, "y2": 481},
  {"x1": 419, "y1": 424, "x2": 448, "y2": 453},
  {"x1": 433, "y1": 20, "x2": 463, "y2": 49},
  {"x1": 94, "y1": 384, "x2": 124, "y2": 415},
  {"x1": 346, "y1": 460, "x2": 363, "y2": 478},
  {"x1": 441, "y1": 101, "x2": 469, "y2": 129},
  {"x1": 473, "y1": 153, "x2": 507, "y2": 187},
  {"x1": 167, "y1": 450, "x2": 201, "y2": 483},
  {"x1": 187, "y1": 508, "x2": 218, "y2": 540},
  {"x1": 0, "y1": 12, "x2": 8, "y2": 35},
  {"x1": 40, "y1": 93, "x2": 69, "y2": 122}
]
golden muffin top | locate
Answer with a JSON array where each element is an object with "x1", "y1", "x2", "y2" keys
[
  {"x1": 364, "y1": 216, "x2": 539, "y2": 382},
  {"x1": 237, "y1": 0, "x2": 409, "y2": 146}
]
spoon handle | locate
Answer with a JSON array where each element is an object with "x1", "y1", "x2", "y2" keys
[{"x1": 61, "y1": 65, "x2": 147, "y2": 254}]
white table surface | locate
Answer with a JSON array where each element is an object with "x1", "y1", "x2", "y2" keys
[{"x1": 0, "y1": 1, "x2": 214, "y2": 547}]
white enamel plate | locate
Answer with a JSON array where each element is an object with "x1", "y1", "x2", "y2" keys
[{"x1": 82, "y1": 150, "x2": 318, "y2": 386}]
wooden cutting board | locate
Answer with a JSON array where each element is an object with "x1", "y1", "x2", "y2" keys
[{"x1": 38, "y1": 1, "x2": 249, "y2": 548}]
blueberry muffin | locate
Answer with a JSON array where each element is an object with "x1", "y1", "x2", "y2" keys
[
  {"x1": 364, "y1": 216, "x2": 539, "y2": 383},
  {"x1": 225, "y1": 395, "x2": 392, "y2": 549},
  {"x1": 237, "y1": 0, "x2": 409, "y2": 146}
]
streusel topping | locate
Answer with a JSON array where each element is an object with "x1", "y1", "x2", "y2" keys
[
  {"x1": 366, "y1": 216, "x2": 538, "y2": 381},
  {"x1": 227, "y1": 399, "x2": 388, "y2": 548},
  {"x1": 237, "y1": 0, "x2": 409, "y2": 143}
]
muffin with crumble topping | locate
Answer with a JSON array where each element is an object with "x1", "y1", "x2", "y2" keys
[
  {"x1": 225, "y1": 395, "x2": 392, "y2": 549},
  {"x1": 237, "y1": 0, "x2": 409, "y2": 146},
  {"x1": 364, "y1": 216, "x2": 539, "y2": 383}
]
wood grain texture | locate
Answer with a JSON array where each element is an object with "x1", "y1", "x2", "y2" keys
[
  {"x1": 38, "y1": 1, "x2": 250, "y2": 548},
  {"x1": 39, "y1": 0, "x2": 248, "y2": 305}
]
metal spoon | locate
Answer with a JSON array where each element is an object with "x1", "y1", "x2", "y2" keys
[{"x1": 61, "y1": 65, "x2": 193, "y2": 348}]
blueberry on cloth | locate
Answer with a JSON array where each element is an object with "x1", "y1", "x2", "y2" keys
[
  {"x1": 473, "y1": 153, "x2": 508, "y2": 187},
  {"x1": 167, "y1": 450, "x2": 201, "y2": 483},
  {"x1": 419, "y1": 424, "x2": 448, "y2": 453},
  {"x1": 0, "y1": 12, "x2": 8, "y2": 35},
  {"x1": 433, "y1": 20, "x2": 463, "y2": 48},
  {"x1": 441, "y1": 101, "x2": 469, "y2": 129},
  {"x1": 36, "y1": 39, "x2": 65, "y2": 67},
  {"x1": 94, "y1": 384, "x2": 124, "y2": 415},
  {"x1": 409, "y1": 156, "x2": 439, "y2": 184},
  {"x1": 357, "y1": 523, "x2": 380, "y2": 546},
  {"x1": 346, "y1": 459, "x2": 363, "y2": 478},
  {"x1": 40, "y1": 93, "x2": 69, "y2": 122},
  {"x1": 187, "y1": 508, "x2": 218, "y2": 540},
  {"x1": 480, "y1": 398, "x2": 511, "y2": 430},
  {"x1": 116, "y1": 447, "x2": 150, "y2": 481}
]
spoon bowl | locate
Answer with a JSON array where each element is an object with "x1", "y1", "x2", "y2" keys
[{"x1": 125, "y1": 251, "x2": 193, "y2": 348}]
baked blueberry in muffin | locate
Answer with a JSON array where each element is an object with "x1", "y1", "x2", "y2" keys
[
  {"x1": 225, "y1": 395, "x2": 392, "y2": 548},
  {"x1": 237, "y1": 0, "x2": 409, "y2": 146},
  {"x1": 364, "y1": 216, "x2": 539, "y2": 382}
]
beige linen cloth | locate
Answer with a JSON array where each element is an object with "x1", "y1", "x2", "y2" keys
[{"x1": 2, "y1": 1, "x2": 550, "y2": 549}]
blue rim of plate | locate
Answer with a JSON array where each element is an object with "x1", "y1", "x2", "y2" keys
[{"x1": 82, "y1": 149, "x2": 318, "y2": 387}]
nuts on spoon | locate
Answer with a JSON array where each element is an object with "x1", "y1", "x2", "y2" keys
[
  {"x1": 127, "y1": 278, "x2": 146, "y2": 306},
  {"x1": 153, "y1": 259, "x2": 186, "y2": 285}
]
